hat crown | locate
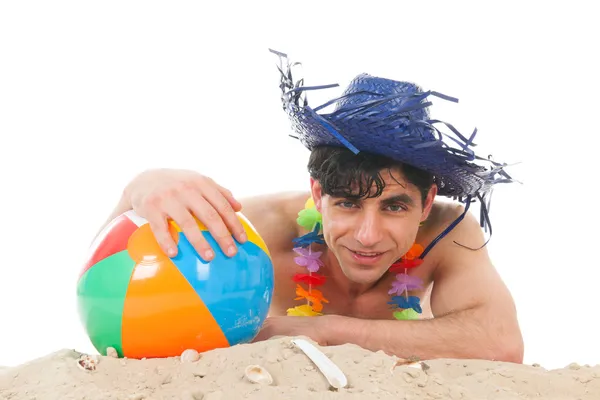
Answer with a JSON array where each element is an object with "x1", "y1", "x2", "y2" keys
[{"x1": 334, "y1": 73, "x2": 430, "y2": 122}]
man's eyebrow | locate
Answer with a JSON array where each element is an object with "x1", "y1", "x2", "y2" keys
[
  {"x1": 335, "y1": 193, "x2": 416, "y2": 206},
  {"x1": 380, "y1": 194, "x2": 415, "y2": 206}
]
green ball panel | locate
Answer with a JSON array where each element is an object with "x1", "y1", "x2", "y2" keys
[{"x1": 77, "y1": 249, "x2": 136, "y2": 357}]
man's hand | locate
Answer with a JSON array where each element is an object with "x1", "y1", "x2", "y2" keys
[
  {"x1": 124, "y1": 168, "x2": 247, "y2": 260},
  {"x1": 252, "y1": 316, "x2": 328, "y2": 345}
]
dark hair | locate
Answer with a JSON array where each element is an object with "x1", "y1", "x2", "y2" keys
[{"x1": 307, "y1": 146, "x2": 434, "y2": 206}]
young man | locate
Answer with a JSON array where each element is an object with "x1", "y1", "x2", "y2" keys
[{"x1": 98, "y1": 50, "x2": 523, "y2": 363}]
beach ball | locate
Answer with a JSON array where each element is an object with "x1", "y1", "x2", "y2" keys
[{"x1": 76, "y1": 210, "x2": 274, "y2": 359}]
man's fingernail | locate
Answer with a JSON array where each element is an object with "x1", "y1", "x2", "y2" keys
[
  {"x1": 167, "y1": 248, "x2": 176, "y2": 257},
  {"x1": 204, "y1": 250, "x2": 214, "y2": 260},
  {"x1": 227, "y1": 246, "x2": 236, "y2": 257},
  {"x1": 240, "y1": 232, "x2": 247, "y2": 242}
]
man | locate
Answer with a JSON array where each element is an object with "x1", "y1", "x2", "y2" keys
[{"x1": 97, "y1": 50, "x2": 524, "y2": 363}]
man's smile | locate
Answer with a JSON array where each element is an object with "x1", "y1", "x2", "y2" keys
[{"x1": 344, "y1": 247, "x2": 388, "y2": 265}]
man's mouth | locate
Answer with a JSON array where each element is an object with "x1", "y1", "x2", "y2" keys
[
  {"x1": 351, "y1": 250, "x2": 383, "y2": 257},
  {"x1": 347, "y1": 249, "x2": 385, "y2": 264}
]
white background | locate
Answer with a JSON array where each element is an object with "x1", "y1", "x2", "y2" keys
[{"x1": 1, "y1": 1, "x2": 598, "y2": 369}]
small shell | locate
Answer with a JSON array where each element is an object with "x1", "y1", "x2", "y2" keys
[
  {"x1": 390, "y1": 357, "x2": 424, "y2": 374},
  {"x1": 77, "y1": 354, "x2": 99, "y2": 371},
  {"x1": 244, "y1": 364, "x2": 273, "y2": 385},
  {"x1": 105, "y1": 347, "x2": 119, "y2": 358},
  {"x1": 180, "y1": 349, "x2": 201, "y2": 363}
]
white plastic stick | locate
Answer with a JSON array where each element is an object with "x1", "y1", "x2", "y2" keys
[{"x1": 291, "y1": 338, "x2": 348, "y2": 389}]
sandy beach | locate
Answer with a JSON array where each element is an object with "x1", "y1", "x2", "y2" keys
[{"x1": 1, "y1": 336, "x2": 598, "y2": 400}]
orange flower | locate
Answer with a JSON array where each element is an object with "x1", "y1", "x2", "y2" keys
[
  {"x1": 403, "y1": 243, "x2": 424, "y2": 260},
  {"x1": 294, "y1": 284, "x2": 329, "y2": 312}
]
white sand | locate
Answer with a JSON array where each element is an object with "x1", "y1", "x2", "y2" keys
[{"x1": 1, "y1": 336, "x2": 599, "y2": 399}]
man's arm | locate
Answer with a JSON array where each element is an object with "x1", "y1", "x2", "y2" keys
[{"x1": 322, "y1": 206, "x2": 524, "y2": 363}]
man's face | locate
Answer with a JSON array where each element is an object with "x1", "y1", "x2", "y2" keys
[{"x1": 311, "y1": 169, "x2": 436, "y2": 285}]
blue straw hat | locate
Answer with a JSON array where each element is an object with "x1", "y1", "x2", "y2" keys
[{"x1": 269, "y1": 49, "x2": 516, "y2": 254}]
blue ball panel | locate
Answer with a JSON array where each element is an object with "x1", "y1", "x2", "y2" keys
[{"x1": 169, "y1": 232, "x2": 274, "y2": 345}]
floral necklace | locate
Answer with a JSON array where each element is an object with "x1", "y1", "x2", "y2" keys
[{"x1": 287, "y1": 197, "x2": 425, "y2": 320}]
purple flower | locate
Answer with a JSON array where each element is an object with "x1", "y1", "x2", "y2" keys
[
  {"x1": 293, "y1": 247, "x2": 324, "y2": 272},
  {"x1": 388, "y1": 273, "x2": 423, "y2": 295}
]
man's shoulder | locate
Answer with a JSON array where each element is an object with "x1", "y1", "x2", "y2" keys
[
  {"x1": 426, "y1": 199, "x2": 481, "y2": 233},
  {"x1": 240, "y1": 190, "x2": 310, "y2": 222},
  {"x1": 422, "y1": 199, "x2": 490, "y2": 265}
]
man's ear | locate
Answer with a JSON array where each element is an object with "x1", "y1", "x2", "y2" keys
[
  {"x1": 421, "y1": 184, "x2": 437, "y2": 222},
  {"x1": 309, "y1": 178, "x2": 323, "y2": 212}
]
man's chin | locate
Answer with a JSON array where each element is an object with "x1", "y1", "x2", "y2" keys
[{"x1": 340, "y1": 262, "x2": 389, "y2": 284}]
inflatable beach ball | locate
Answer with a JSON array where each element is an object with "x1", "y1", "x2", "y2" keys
[{"x1": 76, "y1": 210, "x2": 274, "y2": 359}]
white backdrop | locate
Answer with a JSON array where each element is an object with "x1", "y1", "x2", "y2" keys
[{"x1": 1, "y1": 1, "x2": 598, "y2": 369}]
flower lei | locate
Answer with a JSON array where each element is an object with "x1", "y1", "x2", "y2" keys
[{"x1": 286, "y1": 197, "x2": 425, "y2": 320}]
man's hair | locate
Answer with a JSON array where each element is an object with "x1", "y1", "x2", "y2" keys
[{"x1": 307, "y1": 146, "x2": 434, "y2": 206}]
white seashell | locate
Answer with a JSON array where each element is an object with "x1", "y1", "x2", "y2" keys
[
  {"x1": 291, "y1": 338, "x2": 348, "y2": 389},
  {"x1": 244, "y1": 364, "x2": 273, "y2": 385},
  {"x1": 105, "y1": 347, "x2": 118, "y2": 358},
  {"x1": 180, "y1": 349, "x2": 201, "y2": 363},
  {"x1": 390, "y1": 357, "x2": 425, "y2": 374},
  {"x1": 76, "y1": 354, "x2": 99, "y2": 371}
]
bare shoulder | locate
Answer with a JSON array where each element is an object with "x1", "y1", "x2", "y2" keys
[
  {"x1": 238, "y1": 190, "x2": 310, "y2": 253},
  {"x1": 422, "y1": 200, "x2": 491, "y2": 274},
  {"x1": 425, "y1": 200, "x2": 506, "y2": 312}
]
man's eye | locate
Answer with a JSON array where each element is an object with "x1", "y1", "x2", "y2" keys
[
  {"x1": 339, "y1": 201, "x2": 355, "y2": 208},
  {"x1": 387, "y1": 204, "x2": 405, "y2": 212}
]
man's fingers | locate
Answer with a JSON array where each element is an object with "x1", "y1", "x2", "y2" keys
[
  {"x1": 217, "y1": 184, "x2": 243, "y2": 212},
  {"x1": 187, "y1": 194, "x2": 238, "y2": 258},
  {"x1": 146, "y1": 212, "x2": 178, "y2": 258},
  {"x1": 204, "y1": 184, "x2": 247, "y2": 245},
  {"x1": 162, "y1": 199, "x2": 216, "y2": 261}
]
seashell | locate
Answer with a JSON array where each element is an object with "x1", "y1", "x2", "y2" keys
[
  {"x1": 180, "y1": 349, "x2": 201, "y2": 363},
  {"x1": 105, "y1": 347, "x2": 118, "y2": 358},
  {"x1": 244, "y1": 364, "x2": 273, "y2": 385},
  {"x1": 390, "y1": 357, "x2": 424, "y2": 374},
  {"x1": 291, "y1": 338, "x2": 348, "y2": 389},
  {"x1": 77, "y1": 354, "x2": 99, "y2": 371}
]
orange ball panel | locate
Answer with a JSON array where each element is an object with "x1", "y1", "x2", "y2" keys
[
  {"x1": 120, "y1": 257, "x2": 230, "y2": 358},
  {"x1": 127, "y1": 223, "x2": 179, "y2": 262}
]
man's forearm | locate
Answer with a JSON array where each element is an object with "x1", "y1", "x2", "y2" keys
[{"x1": 323, "y1": 308, "x2": 523, "y2": 363}]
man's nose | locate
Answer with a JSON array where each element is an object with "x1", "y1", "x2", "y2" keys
[{"x1": 353, "y1": 212, "x2": 384, "y2": 248}]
